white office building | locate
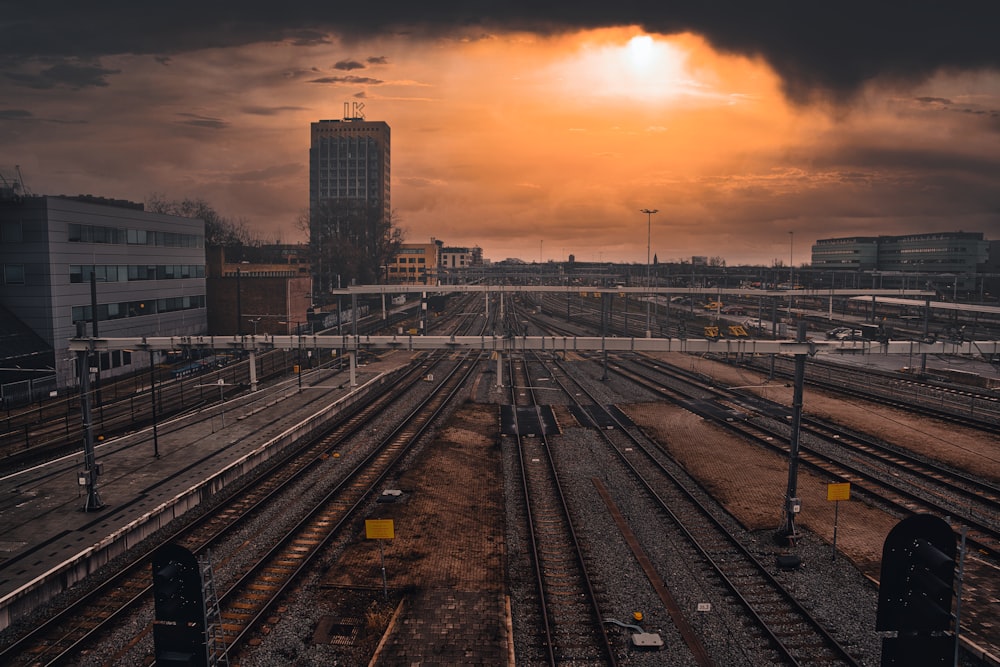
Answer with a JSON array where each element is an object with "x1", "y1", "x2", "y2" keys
[{"x1": 0, "y1": 195, "x2": 207, "y2": 392}]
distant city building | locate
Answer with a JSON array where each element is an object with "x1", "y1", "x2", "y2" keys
[
  {"x1": 986, "y1": 241, "x2": 1000, "y2": 297},
  {"x1": 387, "y1": 239, "x2": 442, "y2": 285},
  {"x1": 0, "y1": 195, "x2": 206, "y2": 395},
  {"x1": 438, "y1": 245, "x2": 483, "y2": 283},
  {"x1": 309, "y1": 115, "x2": 391, "y2": 293},
  {"x1": 440, "y1": 246, "x2": 482, "y2": 270},
  {"x1": 810, "y1": 236, "x2": 880, "y2": 271},
  {"x1": 810, "y1": 232, "x2": 990, "y2": 292},
  {"x1": 691, "y1": 256, "x2": 708, "y2": 266},
  {"x1": 205, "y1": 246, "x2": 312, "y2": 335}
]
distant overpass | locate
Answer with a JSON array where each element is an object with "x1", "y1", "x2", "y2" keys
[
  {"x1": 848, "y1": 296, "x2": 1000, "y2": 316},
  {"x1": 331, "y1": 285, "x2": 937, "y2": 298},
  {"x1": 68, "y1": 334, "x2": 999, "y2": 358}
]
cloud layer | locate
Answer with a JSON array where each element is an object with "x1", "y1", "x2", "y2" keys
[
  {"x1": 1, "y1": 8, "x2": 998, "y2": 264},
  {"x1": 3, "y1": 3, "x2": 999, "y2": 101}
]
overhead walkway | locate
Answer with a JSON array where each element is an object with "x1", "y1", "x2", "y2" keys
[{"x1": 68, "y1": 333, "x2": 1000, "y2": 358}]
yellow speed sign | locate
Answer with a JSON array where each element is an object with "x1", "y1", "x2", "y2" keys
[{"x1": 827, "y1": 483, "x2": 851, "y2": 501}]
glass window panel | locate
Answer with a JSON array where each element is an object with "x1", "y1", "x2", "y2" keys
[{"x1": 4, "y1": 264, "x2": 25, "y2": 284}]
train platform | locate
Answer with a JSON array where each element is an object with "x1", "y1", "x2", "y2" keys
[{"x1": 0, "y1": 354, "x2": 408, "y2": 631}]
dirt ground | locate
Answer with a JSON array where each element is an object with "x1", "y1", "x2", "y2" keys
[
  {"x1": 315, "y1": 401, "x2": 507, "y2": 664},
  {"x1": 622, "y1": 352, "x2": 1000, "y2": 575},
  {"x1": 302, "y1": 356, "x2": 1000, "y2": 662},
  {"x1": 325, "y1": 403, "x2": 504, "y2": 592}
]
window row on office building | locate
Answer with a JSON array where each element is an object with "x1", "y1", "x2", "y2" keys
[
  {"x1": 67, "y1": 222, "x2": 202, "y2": 247},
  {"x1": 0, "y1": 195, "x2": 208, "y2": 392},
  {"x1": 811, "y1": 232, "x2": 990, "y2": 272},
  {"x1": 69, "y1": 264, "x2": 207, "y2": 283},
  {"x1": 71, "y1": 295, "x2": 207, "y2": 324}
]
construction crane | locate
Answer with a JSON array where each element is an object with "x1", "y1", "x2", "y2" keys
[{"x1": 0, "y1": 165, "x2": 30, "y2": 201}]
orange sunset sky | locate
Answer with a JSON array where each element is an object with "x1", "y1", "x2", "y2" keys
[{"x1": 2, "y1": 5, "x2": 998, "y2": 265}]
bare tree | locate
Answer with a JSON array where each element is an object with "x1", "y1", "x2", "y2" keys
[
  {"x1": 708, "y1": 256, "x2": 727, "y2": 268},
  {"x1": 305, "y1": 201, "x2": 404, "y2": 296},
  {"x1": 146, "y1": 194, "x2": 259, "y2": 248}
]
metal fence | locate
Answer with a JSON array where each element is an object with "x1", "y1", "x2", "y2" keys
[{"x1": 1, "y1": 375, "x2": 58, "y2": 408}]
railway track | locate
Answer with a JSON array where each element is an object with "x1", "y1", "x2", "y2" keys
[
  {"x1": 752, "y1": 354, "x2": 1000, "y2": 430},
  {"x1": 615, "y1": 355, "x2": 1000, "y2": 557},
  {"x1": 0, "y1": 349, "x2": 477, "y2": 665},
  {"x1": 0, "y1": 297, "x2": 442, "y2": 468},
  {"x1": 536, "y1": 353, "x2": 864, "y2": 666},
  {"x1": 512, "y1": 298, "x2": 999, "y2": 661},
  {"x1": 507, "y1": 357, "x2": 617, "y2": 665},
  {"x1": 0, "y1": 349, "x2": 299, "y2": 467},
  {"x1": 212, "y1": 352, "x2": 478, "y2": 662}
]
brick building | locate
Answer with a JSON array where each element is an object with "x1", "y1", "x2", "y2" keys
[{"x1": 205, "y1": 246, "x2": 313, "y2": 335}]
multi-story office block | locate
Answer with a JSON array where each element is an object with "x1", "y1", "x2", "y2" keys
[
  {"x1": 309, "y1": 116, "x2": 390, "y2": 293},
  {"x1": 810, "y1": 237, "x2": 880, "y2": 271},
  {"x1": 387, "y1": 240, "x2": 441, "y2": 285},
  {"x1": 439, "y1": 246, "x2": 484, "y2": 283},
  {"x1": 0, "y1": 195, "x2": 207, "y2": 392},
  {"x1": 810, "y1": 232, "x2": 990, "y2": 292}
]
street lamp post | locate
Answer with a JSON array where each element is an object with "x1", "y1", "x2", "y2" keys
[
  {"x1": 640, "y1": 208, "x2": 658, "y2": 336},
  {"x1": 280, "y1": 319, "x2": 305, "y2": 390},
  {"x1": 149, "y1": 350, "x2": 159, "y2": 458},
  {"x1": 218, "y1": 379, "x2": 226, "y2": 429},
  {"x1": 292, "y1": 321, "x2": 305, "y2": 390},
  {"x1": 789, "y1": 231, "x2": 794, "y2": 287}
]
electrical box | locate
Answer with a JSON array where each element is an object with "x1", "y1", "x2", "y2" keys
[{"x1": 632, "y1": 632, "x2": 664, "y2": 649}]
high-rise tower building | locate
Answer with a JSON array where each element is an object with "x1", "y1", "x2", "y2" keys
[{"x1": 309, "y1": 113, "x2": 390, "y2": 294}]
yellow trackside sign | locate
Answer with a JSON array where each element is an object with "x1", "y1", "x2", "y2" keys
[
  {"x1": 827, "y1": 483, "x2": 851, "y2": 501},
  {"x1": 365, "y1": 519, "x2": 395, "y2": 539}
]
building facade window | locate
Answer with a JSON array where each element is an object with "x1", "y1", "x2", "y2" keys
[
  {"x1": 1, "y1": 220, "x2": 22, "y2": 242},
  {"x1": 3, "y1": 264, "x2": 25, "y2": 284},
  {"x1": 70, "y1": 264, "x2": 205, "y2": 283},
  {"x1": 68, "y1": 223, "x2": 202, "y2": 248},
  {"x1": 71, "y1": 295, "x2": 206, "y2": 323}
]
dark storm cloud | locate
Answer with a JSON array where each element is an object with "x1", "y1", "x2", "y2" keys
[
  {"x1": 815, "y1": 144, "x2": 1000, "y2": 178},
  {"x1": 4, "y1": 61, "x2": 120, "y2": 90},
  {"x1": 0, "y1": 108, "x2": 87, "y2": 125},
  {"x1": 287, "y1": 30, "x2": 333, "y2": 47},
  {"x1": 334, "y1": 59, "x2": 366, "y2": 70},
  {"x1": 241, "y1": 105, "x2": 308, "y2": 116},
  {"x1": 1, "y1": 3, "x2": 998, "y2": 102},
  {"x1": 367, "y1": 56, "x2": 389, "y2": 65},
  {"x1": 308, "y1": 75, "x2": 383, "y2": 85},
  {"x1": 176, "y1": 113, "x2": 230, "y2": 129},
  {"x1": 0, "y1": 109, "x2": 33, "y2": 120},
  {"x1": 915, "y1": 97, "x2": 954, "y2": 106}
]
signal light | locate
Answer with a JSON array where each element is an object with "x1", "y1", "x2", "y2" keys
[
  {"x1": 152, "y1": 543, "x2": 208, "y2": 666},
  {"x1": 876, "y1": 514, "x2": 956, "y2": 666}
]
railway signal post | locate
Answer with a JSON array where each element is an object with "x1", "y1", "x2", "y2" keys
[
  {"x1": 876, "y1": 514, "x2": 958, "y2": 666},
  {"x1": 777, "y1": 321, "x2": 811, "y2": 545},
  {"x1": 76, "y1": 322, "x2": 104, "y2": 512}
]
